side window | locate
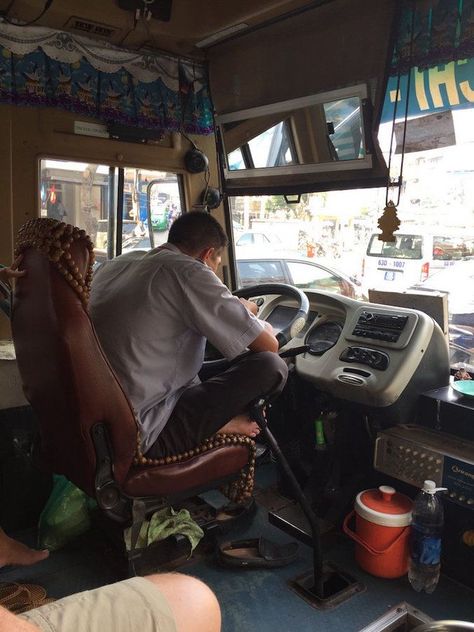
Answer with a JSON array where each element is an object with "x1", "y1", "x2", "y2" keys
[
  {"x1": 287, "y1": 261, "x2": 342, "y2": 293},
  {"x1": 39, "y1": 160, "x2": 183, "y2": 264},
  {"x1": 237, "y1": 260, "x2": 286, "y2": 287},
  {"x1": 433, "y1": 236, "x2": 474, "y2": 261}
]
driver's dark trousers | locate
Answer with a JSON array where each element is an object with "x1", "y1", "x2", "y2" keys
[{"x1": 145, "y1": 351, "x2": 288, "y2": 458}]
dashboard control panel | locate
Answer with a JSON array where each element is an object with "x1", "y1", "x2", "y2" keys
[
  {"x1": 339, "y1": 346, "x2": 389, "y2": 370},
  {"x1": 374, "y1": 425, "x2": 474, "y2": 509},
  {"x1": 352, "y1": 311, "x2": 408, "y2": 343}
]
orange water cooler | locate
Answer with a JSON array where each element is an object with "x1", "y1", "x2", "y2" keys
[{"x1": 343, "y1": 485, "x2": 413, "y2": 579}]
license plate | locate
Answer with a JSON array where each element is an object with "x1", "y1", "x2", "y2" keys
[{"x1": 384, "y1": 270, "x2": 396, "y2": 281}]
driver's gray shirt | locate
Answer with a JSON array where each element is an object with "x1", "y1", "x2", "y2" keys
[{"x1": 90, "y1": 244, "x2": 264, "y2": 451}]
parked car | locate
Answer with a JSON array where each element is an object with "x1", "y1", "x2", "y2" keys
[
  {"x1": 409, "y1": 258, "x2": 474, "y2": 369},
  {"x1": 236, "y1": 256, "x2": 364, "y2": 299},
  {"x1": 235, "y1": 230, "x2": 283, "y2": 249}
]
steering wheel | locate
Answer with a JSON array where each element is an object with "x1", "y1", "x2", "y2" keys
[
  {"x1": 234, "y1": 283, "x2": 309, "y2": 347},
  {"x1": 203, "y1": 283, "x2": 310, "y2": 371}
]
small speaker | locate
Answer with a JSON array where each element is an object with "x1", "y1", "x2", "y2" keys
[
  {"x1": 185, "y1": 148, "x2": 209, "y2": 174},
  {"x1": 202, "y1": 187, "x2": 222, "y2": 210}
]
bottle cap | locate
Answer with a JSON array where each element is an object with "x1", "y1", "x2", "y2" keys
[{"x1": 422, "y1": 480, "x2": 447, "y2": 494}]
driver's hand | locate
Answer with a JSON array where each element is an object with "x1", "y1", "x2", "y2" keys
[{"x1": 239, "y1": 297, "x2": 258, "y2": 316}]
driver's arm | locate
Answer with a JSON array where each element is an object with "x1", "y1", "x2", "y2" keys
[
  {"x1": 239, "y1": 299, "x2": 279, "y2": 352},
  {"x1": 248, "y1": 324, "x2": 279, "y2": 353}
]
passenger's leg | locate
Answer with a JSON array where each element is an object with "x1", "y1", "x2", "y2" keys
[
  {"x1": 0, "y1": 606, "x2": 40, "y2": 632},
  {"x1": 146, "y1": 351, "x2": 288, "y2": 457},
  {"x1": 0, "y1": 528, "x2": 49, "y2": 568},
  {"x1": 18, "y1": 573, "x2": 219, "y2": 632},
  {"x1": 145, "y1": 573, "x2": 221, "y2": 632}
]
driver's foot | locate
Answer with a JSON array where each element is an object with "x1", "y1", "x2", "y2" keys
[{"x1": 217, "y1": 415, "x2": 260, "y2": 438}]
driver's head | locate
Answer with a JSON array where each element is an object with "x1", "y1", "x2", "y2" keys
[{"x1": 168, "y1": 211, "x2": 228, "y2": 272}]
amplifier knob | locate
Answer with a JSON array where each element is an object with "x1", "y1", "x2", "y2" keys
[
  {"x1": 467, "y1": 499, "x2": 474, "y2": 505},
  {"x1": 449, "y1": 492, "x2": 457, "y2": 499},
  {"x1": 458, "y1": 495, "x2": 466, "y2": 502}
]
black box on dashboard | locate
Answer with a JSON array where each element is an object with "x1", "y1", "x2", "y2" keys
[{"x1": 417, "y1": 386, "x2": 474, "y2": 442}]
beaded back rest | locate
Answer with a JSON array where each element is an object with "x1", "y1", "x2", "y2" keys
[{"x1": 12, "y1": 219, "x2": 138, "y2": 496}]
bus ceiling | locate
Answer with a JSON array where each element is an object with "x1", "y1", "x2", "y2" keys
[
  {"x1": 0, "y1": 0, "x2": 396, "y2": 194},
  {"x1": 0, "y1": 0, "x2": 340, "y2": 57}
]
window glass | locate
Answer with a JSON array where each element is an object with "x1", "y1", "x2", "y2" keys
[
  {"x1": 253, "y1": 233, "x2": 271, "y2": 246},
  {"x1": 432, "y1": 236, "x2": 474, "y2": 261},
  {"x1": 40, "y1": 160, "x2": 113, "y2": 265},
  {"x1": 228, "y1": 148, "x2": 245, "y2": 171},
  {"x1": 229, "y1": 104, "x2": 474, "y2": 372},
  {"x1": 324, "y1": 96, "x2": 364, "y2": 160},
  {"x1": 366, "y1": 234, "x2": 423, "y2": 260},
  {"x1": 237, "y1": 261, "x2": 286, "y2": 286},
  {"x1": 236, "y1": 233, "x2": 253, "y2": 246},
  {"x1": 248, "y1": 121, "x2": 296, "y2": 168},
  {"x1": 287, "y1": 261, "x2": 341, "y2": 293},
  {"x1": 40, "y1": 161, "x2": 182, "y2": 265}
]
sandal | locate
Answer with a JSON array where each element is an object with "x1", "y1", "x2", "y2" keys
[
  {"x1": 0, "y1": 582, "x2": 53, "y2": 613},
  {"x1": 218, "y1": 537, "x2": 299, "y2": 569},
  {"x1": 214, "y1": 498, "x2": 257, "y2": 533}
]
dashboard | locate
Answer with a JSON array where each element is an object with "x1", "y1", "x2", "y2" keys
[{"x1": 259, "y1": 290, "x2": 450, "y2": 410}]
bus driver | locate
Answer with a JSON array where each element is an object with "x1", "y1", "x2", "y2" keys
[{"x1": 90, "y1": 211, "x2": 288, "y2": 461}]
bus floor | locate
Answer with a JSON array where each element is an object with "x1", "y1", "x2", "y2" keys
[{"x1": 1, "y1": 462, "x2": 473, "y2": 632}]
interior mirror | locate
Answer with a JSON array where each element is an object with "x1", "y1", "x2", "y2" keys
[{"x1": 217, "y1": 84, "x2": 373, "y2": 181}]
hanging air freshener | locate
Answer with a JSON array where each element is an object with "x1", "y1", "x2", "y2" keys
[{"x1": 377, "y1": 201, "x2": 400, "y2": 242}]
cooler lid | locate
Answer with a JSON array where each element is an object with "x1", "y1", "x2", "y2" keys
[{"x1": 356, "y1": 486, "x2": 412, "y2": 527}]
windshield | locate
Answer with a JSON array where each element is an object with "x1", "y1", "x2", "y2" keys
[{"x1": 230, "y1": 107, "x2": 474, "y2": 372}]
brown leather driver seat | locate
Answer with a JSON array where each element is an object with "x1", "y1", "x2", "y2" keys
[{"x1": 11, "y1": 218, "x2": 255, "y2": 540}]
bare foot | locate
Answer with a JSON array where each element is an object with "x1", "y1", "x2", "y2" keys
[
  {"x1": 217, "y1": 414, "x2": 260, "y2": 438},
  {"x1": 0, "y1": 529, "x2": 49, "y2": 568}
]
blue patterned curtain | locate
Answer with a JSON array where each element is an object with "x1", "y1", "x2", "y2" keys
[
  {"x1": 0, "y1": 23, "x2": 214, "y2": 135},
  {"x1": 392, "y1": 0, "x2": 474, "y2": 74}
]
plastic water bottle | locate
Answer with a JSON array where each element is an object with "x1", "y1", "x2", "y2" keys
[{"x1": 408, "y1": 480, "x2": 447, "y2": 593}]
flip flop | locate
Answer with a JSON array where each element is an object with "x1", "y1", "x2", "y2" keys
[
  {"x1": 0, "y1": 582, "x2": 53, "y2": 613},
  {"x1": 218, "y1": 537, "x2": 299, "y2": 568}
]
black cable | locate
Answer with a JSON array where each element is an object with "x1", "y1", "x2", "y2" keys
[
  {"x1": 385, "y1": 0, "x2": 416, "y2": 208},
  {"x1": 118, "y1": 13, "x2": 138, "y2": 47},
  {"x1": 0, "y1": 0, "x2": 54, "y2": 26}
]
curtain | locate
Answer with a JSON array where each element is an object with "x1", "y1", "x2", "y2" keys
[
  {"x1": 393, "y1": 0, "x2": 474, "y2": 74},
  {"x1": 0, "y1": 22, "x2": 214, "y2": 135}
]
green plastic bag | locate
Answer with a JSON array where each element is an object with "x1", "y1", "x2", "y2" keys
[{"x1": 38, "y1": 475, "x2": 95, "y2": 551}]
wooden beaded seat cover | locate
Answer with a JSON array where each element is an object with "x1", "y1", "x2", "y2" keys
[{"x1": 12, "y1": 218, "x2": 254, "y2": 505}]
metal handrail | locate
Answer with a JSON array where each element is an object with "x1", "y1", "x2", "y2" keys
[{"x1": 412, "y1": 622, "x2": 474, "y2": 632}]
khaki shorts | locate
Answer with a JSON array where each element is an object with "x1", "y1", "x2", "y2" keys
[{"x1": 19, "y1": 577, "x2": 177, "y2": 632}]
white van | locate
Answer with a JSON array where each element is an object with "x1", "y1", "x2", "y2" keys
[{"x1": 362, "y1": 232, "x2": 474, "y2": 291}]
